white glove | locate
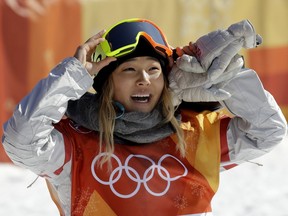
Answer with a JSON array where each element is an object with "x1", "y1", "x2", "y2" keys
[
  {"x1": 169, "y1": 54, "x2": 244, "y2": 106},
  {"x1": 169, "y1": 19, "x2": 262, "y2": 106},
  {"x1": 194, "y1": 19, "x2": 262, "y2": 80}
]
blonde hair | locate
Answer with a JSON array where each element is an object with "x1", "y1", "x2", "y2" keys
[{"x1": 97, "y1": 76, "x2": 186, "y2": 167}]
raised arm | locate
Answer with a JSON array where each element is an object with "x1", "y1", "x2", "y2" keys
[
  {"x1": 220, "y1": 68, "x2": 287, "y2": 168},
  {"x1": 169, "y1": 20, "x2": 287, "y2": 169},
  {"x1": 2, "y1": 57, "x2": 92, "y2": 176},
  {"x1": 2, "y1": 31, "x2": 115, "y2": 177}
]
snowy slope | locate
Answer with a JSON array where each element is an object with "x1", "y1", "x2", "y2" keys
[{"x1": 212, "y1": 137, "x2": 288, "y2": 216}]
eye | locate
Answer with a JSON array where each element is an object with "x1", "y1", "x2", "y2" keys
[
  {"x1": 149, "y1": 66, "x2": 161, "y2": 73},
  {"x1": 122, "y1": 67, "x2": 136, "y2": 72},
  {"x1": 151, "y1": 66, "x2": 160, "y2": 70}
]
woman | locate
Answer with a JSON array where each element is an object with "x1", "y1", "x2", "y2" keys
[{"x1": 2, "y1": 18, "x2": 287, "y2": 216}]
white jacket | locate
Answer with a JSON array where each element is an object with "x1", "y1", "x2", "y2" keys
[{"x1": 2, "y1": 57, "x2": 287, "y2": 215}]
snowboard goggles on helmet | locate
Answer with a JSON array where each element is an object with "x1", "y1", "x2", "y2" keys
[{"x1": 92, "y1": 18, "x2": 172, "y2": 62}]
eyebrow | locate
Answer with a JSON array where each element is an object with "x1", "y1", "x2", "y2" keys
[{"x1": 124, "y1": 56, "x2": 159, "y2": 62}]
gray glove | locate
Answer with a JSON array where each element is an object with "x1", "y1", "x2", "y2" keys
[
  {"x1": 169, "y1": 19, "x2": 262, "y2": 106},
  {"x1": 169, "y1": 54, "x2": 244, "y2": 106},
  {"x1": 196, "y1": 19, "x2": 262, "y2": 80}
]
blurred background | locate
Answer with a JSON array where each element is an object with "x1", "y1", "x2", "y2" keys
[
  {"x1": 1, "y1": 0, "x2": 288, "y2": 161},
  {"x1": 0, "y1": 0, "x2": 288, "y2": 215}
]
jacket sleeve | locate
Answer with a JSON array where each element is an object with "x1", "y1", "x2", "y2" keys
[
  {"x1": 1, "y1": 57, "x2": 93, "y2": 178},
  {"x1": 219, "y1": 68, "x2": 287, "y2": 170}
]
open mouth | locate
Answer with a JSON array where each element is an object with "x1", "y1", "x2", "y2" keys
[{"x1": 131, "y1": 94, "x2": 151, "y2": 103}]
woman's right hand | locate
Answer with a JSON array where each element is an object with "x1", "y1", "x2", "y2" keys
[{"x1": 74, "y1": 30, "x2": 116, "y2": 76}]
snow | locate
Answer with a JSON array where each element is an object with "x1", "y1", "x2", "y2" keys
[
  {"x1": 1, "y1": 136, "x2": 288, "y2": 216},
  {"x1": 212, "y1": 137, "x2": 288, "y2": 216}
]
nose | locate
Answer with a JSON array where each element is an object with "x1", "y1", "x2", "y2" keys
[{"x1": 137, "y1": 70, "x2": 151, "y2": 86}]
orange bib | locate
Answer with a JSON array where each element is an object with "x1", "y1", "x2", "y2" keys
[{"x1": 54, "y1": 110, "x2": 224, "y2": 216}]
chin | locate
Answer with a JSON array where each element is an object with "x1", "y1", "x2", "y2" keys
[
  {"x1": 128, "y1": 105, "x2": 155, "y2": 113},
  {"x1": 131, "y1": 108, "x2": 152, "y2": 113}
]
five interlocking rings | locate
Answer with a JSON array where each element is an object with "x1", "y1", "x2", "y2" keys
[{"x1": 91, "y1": 153, "x2": 188, "y2": 198}]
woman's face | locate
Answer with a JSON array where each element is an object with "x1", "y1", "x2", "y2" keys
[{"x1": 111, "y1": 56, "x2": 165, "y2": 113}]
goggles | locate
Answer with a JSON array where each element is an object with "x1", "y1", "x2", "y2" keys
[{"x1": 92, "y1": 18, "x2": 172, "y2": 62}]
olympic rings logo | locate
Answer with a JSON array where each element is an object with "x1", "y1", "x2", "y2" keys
[{"x1": 91, "y1": 153, "x2": 188, "y2": 199}]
